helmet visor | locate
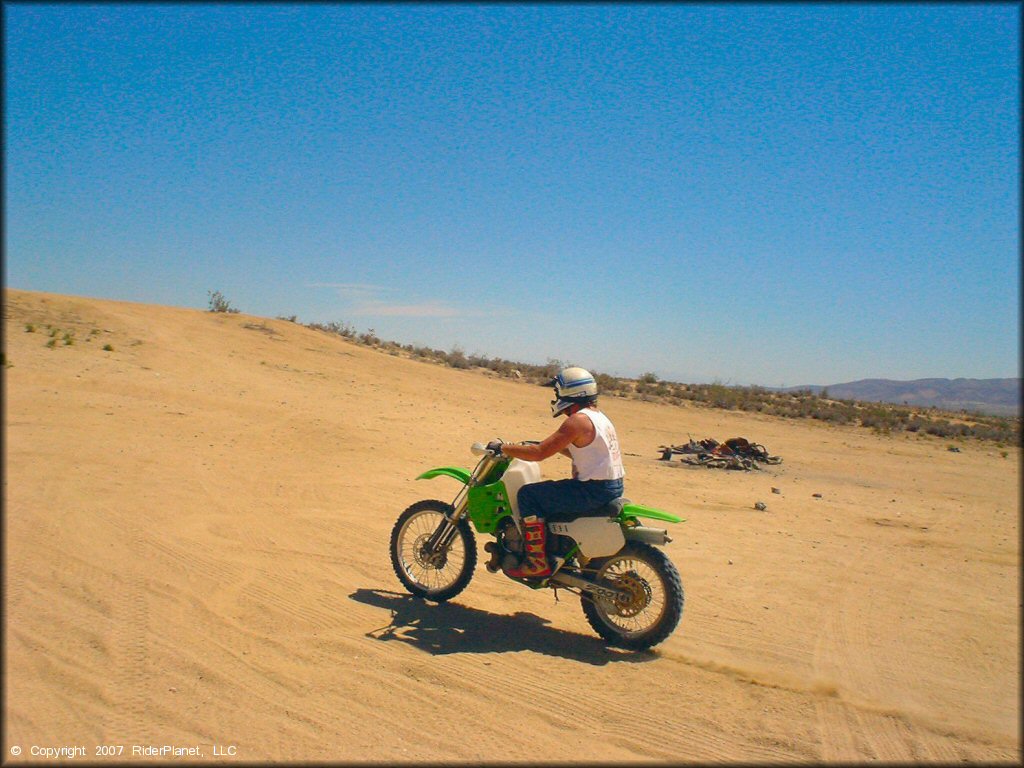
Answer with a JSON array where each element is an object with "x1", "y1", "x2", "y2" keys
[{"x1": 550, "y1": 397, "x2": 571, "y2": 417}]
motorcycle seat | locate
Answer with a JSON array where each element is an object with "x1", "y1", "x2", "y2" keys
[{"x1": 578, "y1": 496, "x2": 629, "y2": 519}]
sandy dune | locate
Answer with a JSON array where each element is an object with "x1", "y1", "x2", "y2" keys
[{"x1": 4, "y1": 288, "x2": 1019, "y2": 763}]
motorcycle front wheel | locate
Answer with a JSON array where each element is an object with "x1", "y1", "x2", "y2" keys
[
  {"x1": 581, "y1": 541, "x2": 684, "y2": 650},
  {"x1": 390, "y1": 499, "x2": 477, "y2": 602}
]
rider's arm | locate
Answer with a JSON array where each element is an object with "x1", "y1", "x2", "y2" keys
[{"x1": 503, "y1": 417, "x2": 584, "y2": 462}]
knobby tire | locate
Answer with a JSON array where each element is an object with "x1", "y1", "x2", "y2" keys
[
  {"x1": 390, "y1": 499, "x2": 477, "y2": 602},
  {"x1": 581, "y1": 541, "x2": 684, "y2": 650}
]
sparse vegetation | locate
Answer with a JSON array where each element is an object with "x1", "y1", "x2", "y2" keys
[
  {"x1": 103, "y1": 344, "x2": 114, "y2": 352},
  {"x1": 207, "y1": 290, "x2": 240, "y2": 314},
  {"x1": 25, "y1": 323, "x2": 36, "y2": 333},
  {"x1": 223, "y1": 309, "x2": 1024, "y2": 446},
  {"x1": 306, "y1": 320, "x2": 356, "y2": 339},
  {"x1": 447, "y1": 345, "x2": 470, "y2": 369}
]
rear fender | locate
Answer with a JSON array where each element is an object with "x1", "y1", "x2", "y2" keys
[
  {"x1": 619, "y1": 502, "x2": 684, "y2": 525},
  {"x1": 416, "y1": 467, "x2": 472, "y2": 485}
]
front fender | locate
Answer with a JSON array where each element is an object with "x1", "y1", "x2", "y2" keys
[
  {"x1": 621, "y1": 502, "x2": 684, "y2": 524},
  {"x1": 416, "y1": 466, "x2": 472, "y2": 485}
]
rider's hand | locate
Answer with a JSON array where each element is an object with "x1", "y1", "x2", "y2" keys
[{"x1": 486, "y1": 439, "x2": 504, "y2": 456}]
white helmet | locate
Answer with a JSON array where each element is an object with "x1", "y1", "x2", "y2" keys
[{"x1": 549, "y1": 366, "x2": 598, "y2": 417}]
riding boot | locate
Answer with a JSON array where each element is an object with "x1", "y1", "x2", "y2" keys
[{"x1": 506, "y1": 515, "x2": 552, "y2": 579}]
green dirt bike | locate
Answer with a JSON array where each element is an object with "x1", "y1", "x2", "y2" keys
[{"x1": 389, "y1": 441, "x2": 685, "y2": 650}]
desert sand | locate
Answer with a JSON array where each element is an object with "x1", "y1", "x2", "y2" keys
[{"x1": 4, "y1": 288, "x2": 1020, "y2": 763}]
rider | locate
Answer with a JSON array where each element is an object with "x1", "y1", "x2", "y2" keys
[{"x1": 495, "y1": 366, "x2": 626, "y2": 578}]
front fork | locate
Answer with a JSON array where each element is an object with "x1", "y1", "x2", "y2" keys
[{"x1": 423, "y1": 454, "x2": 501, "y2": 557}]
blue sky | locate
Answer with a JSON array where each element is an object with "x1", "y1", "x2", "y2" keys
[{"x1": 5, "y1": 3, "x2": 1020, "y2": 386}]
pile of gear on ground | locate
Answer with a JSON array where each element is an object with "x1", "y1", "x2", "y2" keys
[{"x1": 658, "y1": 437, "x2": 783, "y2": 471}]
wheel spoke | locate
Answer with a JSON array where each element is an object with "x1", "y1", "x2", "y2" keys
[
  {"x1": 580, "y1": 542, "x2": 684, "y2": 649},
  {"x1": 396, "y1": 510, "x2": 466, "y2": 594},
  {"x1": 595, "y1": 555, "x2": 668, "y2": 636}
]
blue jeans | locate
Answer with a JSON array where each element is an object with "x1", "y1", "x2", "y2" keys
[{"x1": 517, "y1": 478, "x2": 624, "y2": 523}]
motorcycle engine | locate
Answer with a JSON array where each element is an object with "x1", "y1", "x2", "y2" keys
[{"x1": 487, "y1": 519, "x2": 577, "y2": 575}]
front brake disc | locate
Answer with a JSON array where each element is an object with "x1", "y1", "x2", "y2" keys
[{"x1": 610, "y1": 571, "x2": 653, "y2": 617}]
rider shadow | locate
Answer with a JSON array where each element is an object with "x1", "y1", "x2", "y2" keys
[{"x1": 350, "y1": 588, "x2": 656, "y2": 666}]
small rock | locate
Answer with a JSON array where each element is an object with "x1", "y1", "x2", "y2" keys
[
  {"x1": 812, "y1": 493, "x2": 823, "y2": 498},
  {"x1": 169, "y1": 687, "x2": 177, "y2": 693},
  {"x1": 771, "y1": 487, "x2": 781, "y2": 494},
  {"x1": 754, "y1": 502, "x2": 767, "y2": 511},
  {"x1": 728, "y1": 559, "x2": 733, "y2": 565}
]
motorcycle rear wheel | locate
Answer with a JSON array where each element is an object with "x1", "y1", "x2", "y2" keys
[
  {"x1": 581, "y1": 541, "x2": 684, "y2": 650},
  {"x1": 390, "y1": 499, "x2": 477, "y2": 602}
]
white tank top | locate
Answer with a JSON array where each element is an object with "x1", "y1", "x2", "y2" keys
[{"x1": 568, "y1": 409, "x2": 626, "y2": 481}]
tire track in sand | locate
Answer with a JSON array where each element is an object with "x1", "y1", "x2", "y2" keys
[
  {"x1": 103, "y1": 555, "x2": 153, "y2": 743},
  {"x1": 812, "y1": 580, "x2": 861, "y2": 761},
  {"x1": 812, "y1": 573, "x2": 970, "y2": 762}
]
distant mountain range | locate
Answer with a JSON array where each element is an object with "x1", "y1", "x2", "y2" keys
[{"x1": 782, "y1": 378, "x2": 1021, "y2": 417}]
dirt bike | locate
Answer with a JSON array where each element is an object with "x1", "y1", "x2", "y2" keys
[{"x1": 389, "y1": 441, "x2": 685, "y2": 650}]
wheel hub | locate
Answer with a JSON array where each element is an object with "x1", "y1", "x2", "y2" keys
[
  {"x1": 610, "y1": 571, "x2": 652, "y2": 617},
  {"x1": 413, "y1": 533, "x2": 448, "y2": 569}
]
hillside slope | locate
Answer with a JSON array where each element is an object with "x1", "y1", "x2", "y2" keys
[
  {"x1": 790, "y1": 378, "x2": 1020, "y2": 416},
  {"x1": 4, "y1": 288, "x2": 1020, "y2": 763}
]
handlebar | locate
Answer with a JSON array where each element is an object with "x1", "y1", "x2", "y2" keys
[{"x1": 470, "y1": 439, "x2": 540, "y2": 457}]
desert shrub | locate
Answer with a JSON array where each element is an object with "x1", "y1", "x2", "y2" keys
[
  {"x1": 103, "y1": 344, "x2": 114, "y2": 352},
  {"x1": 447, "y1": 345, "x2": 470, "y2": 369},
  {"x1": 208, "y1": 290, "x2": 240, "y2": 313},
  {"x1": 538, "y1": 359, "x2": 565, "y2": 382},
  {"x1": 595, "y1": 372, "x2": 623, "y2": 395},
  {"x1": 358, "y1": 328, "x2": 380, "y2": 347},
  {"x1": 306, "y1": 320, "x2": 355, "y2": 339},
  {"x1": 334, "y1": 322, "x2": 356, "y2": 338},
  {"x1": 924, "y1": 420, "x2": 954, "y2": 438},
  {"x1": 860, "y1": 407, "x2": 898, "y2": 431}
]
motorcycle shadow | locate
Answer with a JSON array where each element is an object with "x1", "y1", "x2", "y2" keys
[{"x1": 349, "y1": 588, "x2": 656, "y2": 666}]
